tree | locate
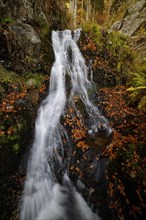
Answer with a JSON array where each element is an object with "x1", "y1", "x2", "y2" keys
[
  {"x1": 73, "y1": 0, "x2": 78, "y2": 26},
  {"x1": 67, "y1": 0, "x2": 106, "y2": 26}
]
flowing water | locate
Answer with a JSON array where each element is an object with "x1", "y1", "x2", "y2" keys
[{"x1": 20, "y1": 29, "x2": 112, "y2": 220}]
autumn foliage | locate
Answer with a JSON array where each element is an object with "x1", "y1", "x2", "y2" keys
[
  {"x1": 100, "y1": 86, "x2": 146, "y2": 219},
  {"x1": 63, "y1": 32, "x2": 146, "y2": 219}
]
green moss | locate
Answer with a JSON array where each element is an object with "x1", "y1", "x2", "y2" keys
[
  {"x1": 0, "y1": 17, "x2": 14, "y2": 24},
  {"x1": 0, "y1": 65, "x2": 25, "y2": 99},
  {"x1": 0, "y1": 65, "x2": 24, "y2": 84},
  {"x1": 23, "y1": 71, "x2": 45, "y2": 88},
  {"x1": 38, "y1": 13, "x2": 50, "y2": 36},
  {"x1": 13, "y1": 143, "x2": 19, "y2": 154},
  {"x1": 0, "y1": 65, "x2": 45, "y2": 91}
]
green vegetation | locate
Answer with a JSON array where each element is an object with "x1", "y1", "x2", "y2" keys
[
  {"x1": 81, "y1": 21, "x2": 146, "y2": 111},
  {"x1": 137, "y1": 23, "x2": 146, "y2": 37},
  {"x1": 0, "y1": 65, "x2": 45, "y2": 159},
  {"x1": 23, "y1": 71, "x2": 45, "y2": 89},
  {"x1": 38, "y1": 14, "x2": 50, "y2": 36},
  {"x1": 109, "y1": 0, "x2": 135, "y2": 26},
  {"x1": 106, "y1": 30, "x2": 146, "y2": 111},
  {"x1": 0, "y1": 124, "x2": 21, "y2": 154},
  {"x1": 0, "y1": 65, "x2": 24, "y2": 84},
  {"x1": 0, "y1": 65, "x2": 24, "y2": 99},
  {"x1": 82, "y1": 23, "x2": 102, "y2": 45},
  {"x1": 0, "y1": 16, "x2": 14, "y2": 24},
  {"x1": 127, "y1": 60, "x2": 146, "y2": 111},
  {"x1": 0, "y1": 64, "x2": 45, "y2": 92},
  {"x1": 92, "y1": 0, "x2": 105, "y2": 14},
  {"x1": 108, "y1": 31, "x2": 134, "y2": 73}
]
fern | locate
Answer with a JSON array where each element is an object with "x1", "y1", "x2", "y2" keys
[
  {"x1": 127, "y1": 86, "x2": 146, "y2": 111},
  {"x1": 138, "y1": 95, "x2": 146, "y2": 111},
  {"x1": 127, "y1": 58, "x2": 146, "y2": 112},
  {"x1": 129, "y1": 72, "x2": 146, "y2": 87}
]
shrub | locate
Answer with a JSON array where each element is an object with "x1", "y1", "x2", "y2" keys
[
  {"x1": 82, "y1": 23, "x2": 102, "y2": 45},
  {"x1": 127, "y1": 61, "x2": 146, "y2": 111}
]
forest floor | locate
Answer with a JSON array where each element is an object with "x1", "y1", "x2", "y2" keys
[
  {"x1": 77, "y1": 31, "x2": 146, "y2": 220},
  {"x1": 99, "y1": 86, "x2": 146, "y2": 219},
  {"x1": 67, "y1": 32, "x2": 146, "y2": 219},
  {"x1": 67, "y1": 85, "x2": 146, "y2": 220}
]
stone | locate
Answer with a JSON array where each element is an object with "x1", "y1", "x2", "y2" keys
[
  {"x1": 9, "y1": 23, "x2": 41, "y2": 57},
  {"x1": 85, "y1": 121, "x2": 114, "y2": 153},
  {"x1": 110, "y1": 0, "x2": 146, "y2": 37},
  {"x1": 110, "y1": 21, "x2": 123, "y2": 31},
  {"x1": 0, "y1": 0, "x2": 34, "y2": 22},
  {"x1": 0, "y1": 22, "x2": 42, "y2": 73}
]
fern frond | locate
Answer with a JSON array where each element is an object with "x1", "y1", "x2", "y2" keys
[
  {"x1": 127, "y1": 86, "x2": 146, "y2": 92},
  {"x1": 138, "y1": 95, "x2": 146, "y2": 111},
  {"x1": 129, "y1": 71, "x2": 146, "y2": 87},
  {"x1": 127, "y1": 86, "x2": 146, "y2": 111}
]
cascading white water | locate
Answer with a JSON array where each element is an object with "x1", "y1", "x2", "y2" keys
[{"x1": 20, "y1": 29, "x2": 107, "y2": 220}]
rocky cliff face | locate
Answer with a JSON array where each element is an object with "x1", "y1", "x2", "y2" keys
[
  {"x1": 0, "y1": 0, "x2": 67, "y2": 73},
  {"x1": 0, "y1": 0, "x2": 68, "y2": 166},
  {"x1": 110, "y1": 0, "x2": 146, "y2": 34},
  {"x1": 110, "y1": 0, "x2": 146, "y2": 56}
]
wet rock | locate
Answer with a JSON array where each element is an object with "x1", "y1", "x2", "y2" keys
[
  {"x1": 85, "y1": 116, "x2": 114, "y2": 153},
  {"x1": 75, "y1": 157, "x2": 113, "y2": 220}
]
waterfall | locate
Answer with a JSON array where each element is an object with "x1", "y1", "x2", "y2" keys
[{"x1": 20, "y1": 29, "x2": 111, "y2": 220}]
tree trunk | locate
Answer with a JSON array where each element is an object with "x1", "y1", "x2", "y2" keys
[
  {"x1": 73, "y1": 0, "x2": 77, "y2": 26},
  {"x1": 81, "y1": 0, "x2": 84, "y2": 21},
  {"x1": 86, "y1": 0, "x2": 90, "y2": 21},
  {"x1": 106, "y1": 0, "x2": 112, "y2": 23},
  {"x1": 69, "y1": 0, "x2": 74, "y2": 13}
]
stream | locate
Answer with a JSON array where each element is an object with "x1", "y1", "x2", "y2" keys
[{"x1": 20, "y1": 29, "x2": 113, "y2": 220}]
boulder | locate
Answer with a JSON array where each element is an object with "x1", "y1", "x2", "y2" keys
[
  {"x1": 0, "y1": 22, "x2": 41, "y2": 73},
  {"x1": 9, "y1": 23, "x2": 41, "y2": 57},
  {"x1": 85, "y1": 122, "x2": 114, "y2": 153}
]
